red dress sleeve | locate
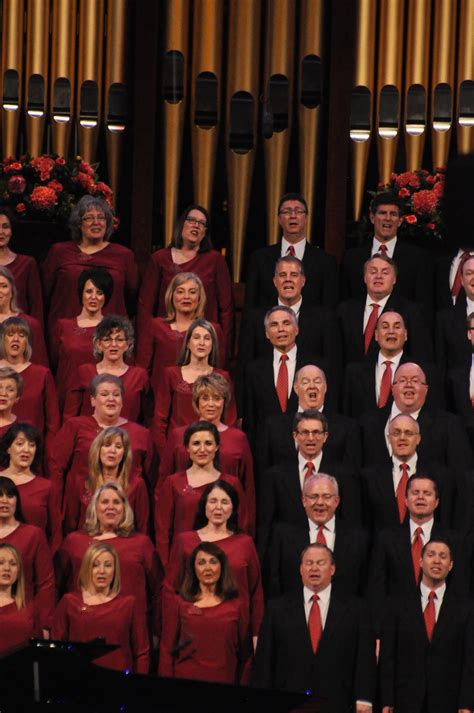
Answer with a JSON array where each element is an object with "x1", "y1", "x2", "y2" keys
[
  {"x1": 62, "y1": 364, "x2": 90, "y2": 421},
  {"x1": 51, "y1": 594, "x2": 70, "y2": 641},
  {"x1": 154, "y1": 475, "x2": 176, "y2": 568},
  {"x1": 157, "y1": 426, "x2": 183, "y2": 487},
  {"x1": 137, "y1": 253, "x2": 164, "y2": 335},
  {"x1": 22, "y1": 314, "x2": 49, "y2": 367},
  {"x1": 43, "y1": 370, "x2": 61, "y2": 454},
  {"x1": 127, "y1": 476, "x2": 150, "y2": 534},
  {"x1": 47, "y1": 419, "x2": 78, "y2": 501},
  {"x1": 151, "y1": 367, "x2": 173, "y2": 452},
  {"x1": 214, "y1": 253, "x2": 235, "y2": 362},
  {"x1": 30, "y1": 528, "x2": 56, "y2": 631},
  {"x1": 131, "y1": 596, "x2": 150, "y2": 673},
  {"x1": 158, "y1": 591, "x2": 180, "y2": 677}
]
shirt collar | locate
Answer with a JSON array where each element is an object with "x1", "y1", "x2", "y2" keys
[
  {"x1": 420, "y1": 580, "x2": 446, "y2": 600},
  {"x1": 273, "y1": 343, "x2": 297, "y2": 365},
  {"x1": 278, "y1": 296, "x2": 302, "y2": 317},
  {"x1": 372, "y1": 236, "x2": 397, "y2": 256},
  {"x1": 409, "y1": 517, "x2": 434, "y2": 539},
  {"x1": 378, "y1": 349, "x2": 404, "y2": 368},
  {"x1": 393, "y1": 453, "x2": 418, "y2": 472},
  {"x1": 365, "y1": 292, "x2": 391, "y2": 311},
  {"x1": 304, "y1": 583, "x2": 331, "y2": 606},
  {"x1": 298, "y1": 450, "x2": 323, "y2": 473}
]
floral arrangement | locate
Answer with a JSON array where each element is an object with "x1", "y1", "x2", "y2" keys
[
  {"x1": 371, "y1": 168, "x2": 445, "y2": 241},
  {"x1": 0, "y1": 154, "x2": 113, "y2": 224}
]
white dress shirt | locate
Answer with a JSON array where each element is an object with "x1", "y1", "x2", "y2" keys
[
  {"x1": 372, "y1": 236, "x2": 397, "y2": 257},
  {"x1": 281, "y1": 237, "x2": 306, "y2": 261},
  {"x1": 467, "y1": 296, "x2": 474, "y2": 316},
  {"x1": 279, "y1": 296, "x2": 302, "y2": 320},
  {"x1": 392, "y1": 454, "x2": 418, "y2": 493},
  {"x1": 375, "y1": 350, "x2": 403, "y2": 402},
  {"x1": 273, "y1": 344, "x2": 297, "y2": 397},
  {"x1": 449, "y1": 249, "x2": 474, "y2": 302},
  {"x1": 409, "y1": 517, "x2": 434, "y2": 546},
  {"x1": 420, "y1": 581, "x2": 446, "y2": 621},
  {"x1": 303, "y1": 583, "x2": 331, "y2": 627},
  {"x1": 298, "y1": 450, "x2": 323, "y2": 490},
  {"x1": 363, "y1": 293, "x2": 391, "y2": 331},
  {"x1": 309, "y1": 515, "x2": 336, "y2": 550},
  {"x1": 470, "y1": 356, "x2": 474, "y2": 400}
]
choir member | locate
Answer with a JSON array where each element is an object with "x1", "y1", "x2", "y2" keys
[
  {"x1": 0, "y1": 317, "x2": 60, "y2": 453},
  {"x1": 63, "y1": 315, "x2": 149, "y2": 423},
  {"x1": 152, "y1": 319, "x2": 236, "y2": 452},
  {"x1": 159, "y1": 373, "x2": 255, "y2": 524},
  {"x1": 0, "y1": 367, "x2": 22, "y2": 438},
  {"x1": 49, "y1": 267, "x2": 114, "y2": 409},
  {"x1": 159, "y1": 541, "x2": 251, "y2": 684},
  {"x1": 0, "y1": 423, "x2": 61, "y2": 552},
  {"x1": 53, "y1": 542, "x2": 149, "y2": 673},
  {"x1": 57, "y1": 483, "x2": 159, "y2": 636},
  {"x1": 155, "y1": 421, "x2": 249, "y2": 568},
  {"x1": 0, "y1": 206, "x2": 44, "y2": 325},
  {"x1": 136, "y1": 271, "x2": 225, "y2": 381},
  {"x1": 137, "y1": 204, "x2": 234, "y2": 360},
  {"x1": 165, "y1": 480, "x2": 263, "y2": 641},
  {"x1": 0, "y1": 544, "x2": 37, "y2": 656},
  {"x1": 0, "y1": 266, "x2": 48, "y2": 366},
  {"x1": 42, "y1": 195, "x2": 138, "y2": 328},
  {"x1": 0, "y1": 477, "x2": 55, "y2": 632},
  {"x1": 63, "y1": 426, "x2": 149, "y2": 534}
]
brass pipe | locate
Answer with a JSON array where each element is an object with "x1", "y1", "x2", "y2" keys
[
  {"x1": 77, "y1": 0, "x2": 105, "y2": 163},
  {"x1": 25, "y1": 0, "x2": 50, "y2": 157},
  {"x1": 1, "y1": 0, "x2": 25, "y2": 158},
  {"x1": 431, "y1": 0, "x2": 457, "y2": 168},
  {"x1": 50, "y1": 0, "x2": 77, "y2": 157},
  {"x1": 404, "y1": 0, "x2": 431, "y2": 171},
  {"x1": 457, "y1": 0, "x2": 474, "y2": 154}
]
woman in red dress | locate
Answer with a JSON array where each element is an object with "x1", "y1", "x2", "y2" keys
[
  {"x1": 0, "y1": 367, "x2": 23, "y2": 439},
  {"x1": 0, "y1": 206, "x2": 43, "y2": 325},
  {"x1": 57, "y1": 483, "x2": 159, "y2": 637},
  {"x1": 159, "y1": 541, "x2": 250, "y2": 684},
  {"x1": 49, "y1": 267, "x2": 114, "y2": 411},
  {"x1": 0, "y1": 423, "x2": 61, "y2": 552},
  {"x1": 0, "y1": 543, "x2": 37, "y2": 655},
  {"x1": 0, "y1": 317, "x2": 59, "y2": 453},
  {"x1": 63, "y1": 426, "x2": 149, "y2": 534},
  {"x1": 63, "y1": 315, "x2": 149, "y2": 424},
  {"x1": 154, "y1": 421, "x2": 248, "y2": 568},
  {"x1": 152, "y1": 319, "x2": 236, "y2": 452},
  {"x1": 42, "y1": 196, "x2": 138, "y2": 328},
  {"x1": 53, "y1": 542, "x2": 149, "y2": 673},
  {"x1": 137, "y1": 205, "x2": 233, "y2": 360},
  {"x1": 165, "y1": 480, "x2": 263, "y2": 643},
  {"x1": 0, "y1": 266, "x2": 48, "y2": 366},
  {"x1": 159, "y1": 373, "x2": 255, "y2": 524},
  {"x1": 136, "y1": 271, "x2": 226, "y2": 383},
  {"x1": 0, "y1": 476, "x2": 55, "y2": 632}
]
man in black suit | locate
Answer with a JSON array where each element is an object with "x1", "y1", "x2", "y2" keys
[
  {"x1": 260, "y1": 363, "x2": 361, "y2": 475},
  {"x1": 337, "y1": 253, "x2": 433, "y2": 364},
  {"x1": 267, "y1": 473, "x2": 369, "y2": 598},
  {"x1": 244, "y1": 192, "x2": 338, "y2": 311},
  {"x1": 257, "y1": 409, "x2": 362, "y2": 562},
  {"x1": 447, "y1": 311, "x2": 474, "y2": 450},
  {"x1": 341, "y1": 192, "x2": 434, "y2": 314},
  {"x1": 379, "y1": 539, "x2": 474, "y2": 713},
  {"x1": 253, "y1": 543, "x2": 376, "y2": 712},
  {"x1": 360, "y1": 362, "x2": 472, "y2": 472},
  {"x1": 435, "y1": 247, "x2": 474, "y2": 310},
  {"x1": 436, "y1": 256, "x2": 474, "y2": 375}
]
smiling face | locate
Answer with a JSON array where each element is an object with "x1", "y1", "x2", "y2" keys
[
  {"x1": 0, "y1": 276, "x2": 13, "y2": 311},
  {"x1": 302, "y1": 477, "x2": 340, "y2": 526},
  {"x1": 300, "y1": 546, "x2": 335, "y2": 593},
  {"x1": 181, "y1": 209, "x2": 208, "y2": 250},
  {"x1": 293, "y1": 365, "x2": 327, "y2": 410},
  {"x1": 278, "y1": 199, "x2": 308, "y2": 243},
  {"x1": 197, "y1": 390, "x2": 225, "y2": 424},
  {"x1": 375, "y1": 311, "x2": 407, "y2": 356},
  {"x1": 364, "y1": 257, "x2": 397, "y2": 300},
  {"x1": 172, "y1": 279, "x2": 200, "y2": 316},
  {"x1": 82, "y1": 279, "x2": 105, "y2": 315},
  {"x1": 3, "y1": 327, "x2": 28, "y2": 362},
  {"x1": 0, "y1": 377, "x2": 18, "y2": 413},
  {"x1": 194, "y1": 550, "x2": 221, "y2": 588},
  {"x1": 392, "y1": 363, "x2": 428, "y2": 412},
  {"x1": 91, "y1": 382, "x2": 123, "y2": 420},
  {"x1": 265, "y1": 309, "x2": 299, "y2": 352},
  {"x1": 273, "y1": 261, "x2": 306, "y2": 306},
  {"x1": 370, "y1": 203, "x2": 403, "y2": 243},
  {"x1": 0, "y1": 214, "x2": 12, "y2": 250},
  {"x1": 7, "y1": 431, "x2": 36, "y2": 470},
  {"x1": 420, "y1": 541, "x2": 453, "y2": 586},
  {"x1": 387, "y1": 415, "x2": 421, "y2": 460},
  {"x1": 0, "y1": 547, "x2": 18, "y2": 588},
  {"x1": 90, "y1": 551, "x2": 115, "y2": 593},
  {"x1": 188, "y1": 326, "x2": 213, "y2": 360},
  {"x1": 293, "y1": 418, "x2": 328, "y2": 461},
  {"x1": 205, "y1": 486, "x2": 233, "y2": 527},
  {"x1": 100, "y1": 435, "x2": 125, "y2": 474},
  {"x1": 80, "y1": 209, "x2": 107, "y2": 243},
  {"x1": 186, "y1": 430, "x2": 218, "y2": 468},
  {"x1": 96, "y1": 488, "x2": 124, "y2": 531}
]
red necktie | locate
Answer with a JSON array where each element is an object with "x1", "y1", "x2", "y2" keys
[
  {"x1": 424, "y1": 590, "x2": 437, "y2": 641},
  {"x1": 411, "y1": 526, "x2": 423, "y2": 583},
  {"x1": 378, "y1": 360, "x2": 393, "y2": 408},
  {"x1": 452, "y1": 250, "x2": 471, "y2": 299},
  {"x1": 378, "y1": 244, "x2": 388, "y2": 255},
  {"x1": 287, "y1": 245, "x2": 296, "y2": 257},
  {"x1": 308, "y1": 594, "x2": 322, "y2": 653},
  {"x1": 276, "y1": 354, "x2": 289, "y2": 412},
  {"x1": 364, "y1": 303, "x2": 379, "y2": 354},
  {"x1": 304, "y1": 461, "x2": 315, "y2": 482},
  {"x1": 316, "y1": 526, "x2": 327, "y2": 545},
  {"x1": 396, "y1": 463, "x2": 409, "y2": 523}
]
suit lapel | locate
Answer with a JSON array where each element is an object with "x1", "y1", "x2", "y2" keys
[{"x1": 287, "y1": 593, "x2": 314, "y2": 657}]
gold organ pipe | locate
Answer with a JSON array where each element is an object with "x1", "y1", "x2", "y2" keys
[
  {"x1": 225, "y1": 0, "x2": 261, "y2": 282},
  {"x1": 25, "y1": 0, "x2": 50, "y2": 157},
  {"x1": 162, "y1": 0, "x2": 189, "y2": 246},
  {"x1": 1, "y1": 0, "x2": 25, "y2": 158},
  {"x1": 105, "y1": 0, "x2": 128, "y2": 205},
  {"x1": 457, "y1": 0, "x2": 474, "y2": 154},
  {"x1": 77, "y1": 0, "x2": 105, "y2": 163},
  {"x1": 349, "y1": 0, "x2": 376, "y2": 220},
  {"x1": 376, "y1": 0, "x2": 405, "y2": 183},
  {"x1": 404, "y1": 0, "x2": 431, "y2": 171},
  {"x1": 264, "y1": 0, "x2": 295, "y2": 245},
  {"x1": 431, "y1": 0, "x2": 457, "y2": 169},
  {"x1": 297, "y1": 0, "x2": 324, "y2": 230},
  {"x1": 191, "y1": 0, "x2": 223, "y2": 210},
  {"x1": 50, "y1": 0, "x2": 77, "y2": 157}
]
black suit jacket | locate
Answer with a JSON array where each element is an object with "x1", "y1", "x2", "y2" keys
[
  {"x1": 244, "y1": 241, "x2": 339, "y2": 311},
  {"x1": 379, "y1": 591, "x2": 474, "y2": 713},
  {"x1": 258, "y1": 408, "x2": 362, "y2": 477},
  {"x1": 267, "y1": 520, "x2": 369, "y2": 599},
  {"x1": 341, "y1": 238, "x2": 434, "y2": 314},
  {"x1": 253, "y1": 592, "x2": 376, "y2": 711},
  {"x1": 435, "y1": 294, "x2": 472, "y2": 377},
  {"x1": 435, "y1": 249, "x2": 461, "y2": 310},
  {"x1": 447, "y1": 365, "x2": 474, "y2": 454},
  {"x1": 337, "y1": 294, "x2": 433, "y2": 365}
]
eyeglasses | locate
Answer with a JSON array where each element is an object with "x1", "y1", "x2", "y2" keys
[
  {"x1": 185, "y1": 217, "x2": 207, "y2": 229},
  {"x1": 299, "y1": 378, "x2": 325, "y2": 386},
  {"x1": 304, "y1": 493, "x2": 336, "y2": 502},
  {"x1": 393, "y1": 377, "x2": 426, "y2": 386},
  {"x1": 100, "y1": 337, "x2": 127, "y2": 345},
  {"x1": 389, "y1": 429, "x2": 419, "y2": 438},
  {"x1": 279, "y1": 208, "x2": 307, "y2": 216},
  {"x1": 295, "y1": 429, "x2": 326, "y2": 438},
  {"x1": 82, "y1": 214, "x2": 107, "y2": 224}
]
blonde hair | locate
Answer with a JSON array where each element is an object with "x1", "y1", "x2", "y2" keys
[
  {"x1": 164, "y1": 272, "x2": 206, "y2": 322},
  {"x1": 87, "y1": 427, "x2": 132, "y2": 493},
  {"x1": 192, "y1": 373, "x2": 230, "y2": 415},
  {"x1": 78, "y1": 542, "x2": 121, "y2": 595},
  {"x1": 84, "y1": 482, "x2": 135, "y2": 537},
  {"x1": 0, "y1": 543, "x2": 25, "y2": 609},
  {"x1": 0, "y1": 267, "x2": 21, "y2": 313}
]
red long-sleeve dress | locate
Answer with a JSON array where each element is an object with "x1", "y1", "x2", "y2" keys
[
  {"x1": 8, "y1": 253, "x2": 44, "y2": 325},
  {"x1": 5, "y1": 476, "x2": 62, "y2": 553},
  {"x1": 159, "y1": 594, "x2": 250, "y2": 684},
  {"x1": 52, "y1": 592, "x2": 150, "y2": 673},
  {"x1": 154, "y1": 471, "x2": 249, "y2": 567},
  {"x1": 15, "y1": 364, "x2": 60, "y2": 454},
  {"x1": 63, "y1": 364, "x2": 150, "y2": 424},
  {"x1": 166, "y1": 531, "x2": 264, "y2": 636},
  {"x1": 151, "y1": 366, "x2": 237, "y2": 452},
  {"x1": 56, "y1": 531, "x2": 160, "y2": 635},
  {"x1": 0, "y1": 523, "x2": 55, "y2": 630},
  {"x1": 42, "y1": 241, "x2": 139, "y2": 327},
  {"x1": 49, "y1": 319, "x2": 97, "y2": 409},
  {"x1": 137, "y1": 249, "x2": 234, "y2": 359},
  {"x1": 0, "y1": 601, "x2": 36, "y2": 656}
]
